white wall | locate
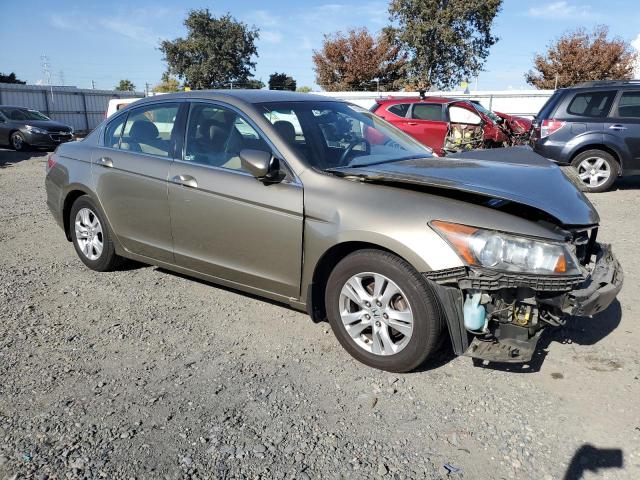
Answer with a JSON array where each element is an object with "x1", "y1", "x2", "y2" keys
[{"x1": 315, "y1": 90, "x2": 555, "y2": 118}]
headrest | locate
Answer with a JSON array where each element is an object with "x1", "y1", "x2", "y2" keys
[
  {"x1": 129, "y1": 120, "x2": 159, "y2": 142},
  {"x1": 273, "y1": 121, "x2": 296, "y2": 144}
]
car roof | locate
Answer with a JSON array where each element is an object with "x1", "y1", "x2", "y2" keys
[
  {"x1": 131, "y1": 89, "x2": 333, "y2": 107},
  {"x1": 375, "y1": 96, "x2": 456, "y2": 105}
]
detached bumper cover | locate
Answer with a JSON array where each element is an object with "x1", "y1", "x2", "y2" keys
[{"x1": 563, "y1": 243, "x2": 623, "y2": 316}]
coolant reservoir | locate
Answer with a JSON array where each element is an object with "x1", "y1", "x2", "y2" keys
[{"x1": 463, "y1": 292, "x2": 486, "y2": 332}]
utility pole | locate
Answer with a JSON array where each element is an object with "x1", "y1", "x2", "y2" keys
[
  {"x1": 59, "y1": 70, "x2": 65, "y2": 86},
  {"x1": 145, "y1": 82, "x2": 150, "y2": 96},
  {"x1": 91, "y1": 80, "x2": 96, "y2": 89},
  {"x1": 41, "y1": 54, "x2": 54, "y2": 105}
]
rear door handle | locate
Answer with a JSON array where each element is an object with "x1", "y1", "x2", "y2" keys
[
  {"x1": 96, "y1": 156, "x2": 113, "y2": 168},
  {"x1": 171, "y1": 174, "x2": 198, "y2": 188},
  {"x1": 609, "y1": 124, "x2": 627, "y2": 131}
]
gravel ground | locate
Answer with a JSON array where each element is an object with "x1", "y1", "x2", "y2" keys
[{"x1": 0, "y1": 149, "x2": 639, "y2": 480}]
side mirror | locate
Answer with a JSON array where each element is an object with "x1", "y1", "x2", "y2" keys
[{"x1": 239, "y1": 149, "x2": 284, "y2": 184}]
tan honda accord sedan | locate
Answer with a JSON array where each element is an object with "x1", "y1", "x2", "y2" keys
[{"x1": 45, "y1": 90, "x2": 622, "y2": 372}]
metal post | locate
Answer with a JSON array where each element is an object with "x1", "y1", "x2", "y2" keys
[
  {"x1": 81, "y1": 92, "x2": 90, "y2": 132},
  {"x1": 43, "y1": 88, "x2": 50, "y2": 116},
  {"x1": 488, "y1": 94, "x2": 493, "y2": 111}
]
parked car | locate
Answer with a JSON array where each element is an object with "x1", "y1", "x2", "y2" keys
[
  {"x1": 532, "y1": 80, "x2": 640, "y2": 192},
  {"x1": 0, "y1": 106, "x2": 73, "y2": 151},
  {"x1": 45, "y1": 90, "x2": 622, "y2": 372},
  {"x1": 370, "y1": 97, "x2": 510, "y2": 155}
]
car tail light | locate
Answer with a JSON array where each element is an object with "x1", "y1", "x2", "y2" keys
[
  {"x1": 47, "y1": 154, "x2": 57, "y2": 170},
  {"x1": 540, "y1": 119, "x2": 565, "y2": 138}
]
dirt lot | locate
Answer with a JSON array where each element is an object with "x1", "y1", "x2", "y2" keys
[{"x1": 0, "y1": 149, "x2": 639, "y2": 480}]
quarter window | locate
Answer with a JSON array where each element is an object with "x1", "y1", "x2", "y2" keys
[
  {"x1": 387, "y1": 103, "x2": 410, "y2": 117},
  {"x1": 184, "y1": 103, "x2": 270, "y2": 171},
  {"x1": 104, "y1": 114, "x2": 126, "y2": 148},
  {"x1": 412, "y1": 104, "x2": 444, "y2": 121},
  {"x1": 567, "y1": 91, "x2": 615, "y2": 118},
  {"x1": 617, "y1": 91, "x2": 640, "y2": 118},
  {"x1": 120, "y1": 104, "x2": 179, "y2": 157}
]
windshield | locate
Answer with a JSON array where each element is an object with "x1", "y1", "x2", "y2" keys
[
  {"x1": 470, "y1": 102, "x2": 500, "y2": 123},
  {"x1": 0, "y1": 108, "x2": 50, "y2": 121},
  {"x1": 261, "y1": 101, "x2": 432, "y2": 170}
]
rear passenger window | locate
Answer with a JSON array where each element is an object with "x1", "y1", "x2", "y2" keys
[
  {"x1": 387, "y1": 103, "x2": 410, "y2": 117},
  {"x1": 617, "y1": 91, "x2": 640, "y2": 118},
  {"x1": 184, "y1": 103, "x2": 270, "y2": 171},
  {"x1": 412, "y1": 104, "x2": 443, "y2": 121},
  {"x1": 567, "y1": 91, "x2": 615, "y2": 118},
  {"x1": 120, "y1": 104, "x2": 179, "y2": 157},
  {"x1": 104, "y1": 114, "x2": 126, "y2": 148}
]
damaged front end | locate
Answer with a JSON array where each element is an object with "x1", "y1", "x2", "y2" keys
[{"x1": 427, "y1": 226, "x2": 623, "y2": 364}]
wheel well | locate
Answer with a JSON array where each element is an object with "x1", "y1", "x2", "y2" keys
[
  {"x1": 571, "y1": 144, "x2": 622, "y2": 175},
  {"x1": 307, "y1": 241, "x2": 398, "y2": 323},
  {"x1": 62, "y1": 190, "x2": 88, "y2": 241}
]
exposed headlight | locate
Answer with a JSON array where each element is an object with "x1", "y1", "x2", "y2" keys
[
  {"x1": 25, "y1": 125, "x2": 48, "y2": 134},
  {"x1": 431, "y1": 220, "x2": 581, "y2": 275}
]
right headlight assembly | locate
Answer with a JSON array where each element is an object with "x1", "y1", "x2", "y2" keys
[{"x1": 431, "y1": 220, "x2": 581, "y2": 275}]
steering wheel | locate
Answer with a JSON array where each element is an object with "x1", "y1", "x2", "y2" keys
[{"x1": 339, "y1": 138, "x2": 371, "y2": 166}]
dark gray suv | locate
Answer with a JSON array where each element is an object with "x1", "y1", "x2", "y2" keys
[{"x1": 532, "y1": 80, "x2": 640, "y2": 192}]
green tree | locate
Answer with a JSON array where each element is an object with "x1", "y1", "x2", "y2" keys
[
  {"x1": 389, "y1": 0, "x2": 502, "y2": 90},
  {"x1": 0, "y1": 72, "x2": 26, "y2": 84},
  {"x1": 152, "y1": 72, "x2": 181, "y2": 93},
  {"x1": 296, "y1": 86, "x2": 312, "y2": 93},
  {"x1": 115, "y1": 79, "x2": 136, "y2": 91},
  {"x1": 160, "y1": 8, "x2": 260, "y2": 89},
  {"x1": 268, "y1": 72, "x2": 297, "y2": 91},
  {"x1": 239, "y1": 78, "x2": 265, "y2": 89},
  {"x1": 526, "y1": 26, "x2": 636, "y2": 89}
]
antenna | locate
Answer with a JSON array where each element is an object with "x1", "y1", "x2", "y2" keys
[{"x1": 41, "y1": 54, "x2": 54, "y2": 105}]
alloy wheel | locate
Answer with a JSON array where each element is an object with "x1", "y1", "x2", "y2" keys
[
  {"x1": 577, "y1": 156, "x2": 611, "y2": 188},
  {"x1": 12, "y1": 134, "x2": 23, "y2": 150},
  {"x1": 338, "y1": 272, "x2": 414, "y2": 355},
  {"x1": 74, "y1": 208, "x2": 104, "y2": 261}
]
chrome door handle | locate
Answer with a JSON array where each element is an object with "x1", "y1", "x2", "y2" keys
[
  {"x1": 171, "y1": 174, "x2": 198, "y2": 188},
  {"x1": 609, "y1": 124, "x2": 627, "y2": 131},
  {"x1": 96, "y1": 156, "x2": 113, "y2": 167}
]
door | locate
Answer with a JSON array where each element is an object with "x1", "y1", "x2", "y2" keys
[
  {"x1": 606, "y1": 90, "x2": 640, "y2": 170},
  {"x1": 168, "y1": 102, "x2": 303, "y2": 298},
  {"x1": 402, "y1": 103, "x2": 449, "y2": 153},
  {"x1": 93, "y1": 102, "x2": 182, "y2": 263}
]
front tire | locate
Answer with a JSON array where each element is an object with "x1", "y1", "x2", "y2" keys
[
  {"x1": 10, "y1": 132, "x2": 27, "y2": 151},
  {"x1": 325, "y1": 249, "x2": 444, "y2": 372},
  {"x1": 70, "y1": 196, "x2": 123, "y2": 271},
  {"x1": 571, "y1": 149, "x2": 618, "y2": 193}
]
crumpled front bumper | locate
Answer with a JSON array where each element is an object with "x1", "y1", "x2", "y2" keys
[{"x1": 562, "y1": 243, "x2": 623, "y2": 316}]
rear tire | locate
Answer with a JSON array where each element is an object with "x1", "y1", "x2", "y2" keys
[
  {"x1": 571, "y1": 149, "x2": 618, "y2": 193},
  {"x1": 70, "y1": 195, "x2": 123, "y2": 271},
  {"x1": 325, "y1": 249, "x2": 444, "y2": 372}
]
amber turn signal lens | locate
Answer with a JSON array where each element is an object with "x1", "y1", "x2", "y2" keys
[{"x1": 431, "y1": 220, "x2": 479, "y2": 265}]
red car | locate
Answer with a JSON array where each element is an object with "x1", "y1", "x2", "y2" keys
[{"x1": 371, "y1": 97, "x2": 530, "y2": 155}]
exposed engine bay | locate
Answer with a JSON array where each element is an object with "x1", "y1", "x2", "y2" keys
[{"x1": 426, "y1": 239, "x2": 622, "y2": 363}]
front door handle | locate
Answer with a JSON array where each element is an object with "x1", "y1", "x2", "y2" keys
[
  {"x1": 171, "y1": 174, "x2": 198, "y2": 188},
  {"x1": 407, "y1": 122, "x2": 418, "y2": 126},
  {"x1": 96, "y1": 156, "x2": 113, "y2": 168},
  {"x1": 609, "y1": 124, "x2": 627, "y2": 131}
]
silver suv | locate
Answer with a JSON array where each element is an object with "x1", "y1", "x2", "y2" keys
[{"x1": 45, "y1": 90, "x2": 622, "y2": 372}]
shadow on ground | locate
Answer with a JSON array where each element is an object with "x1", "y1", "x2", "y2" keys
[
  {"x1": 471, "y1": 300, "x2": 622, "y2": 373},
  {"x1": 563, "y1": 444, "x2": 623, "y2": 480},
  {"x1": 0, "y1": 148, "x2": 48, "y2": 168}
]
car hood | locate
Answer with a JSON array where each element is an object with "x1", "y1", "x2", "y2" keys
[
  {"x1": 23, "y1": 120, "x2": 72, "y2": 132},
  {"x1": 329, "y1": 146, "x2": 599, "y2": 226}
]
